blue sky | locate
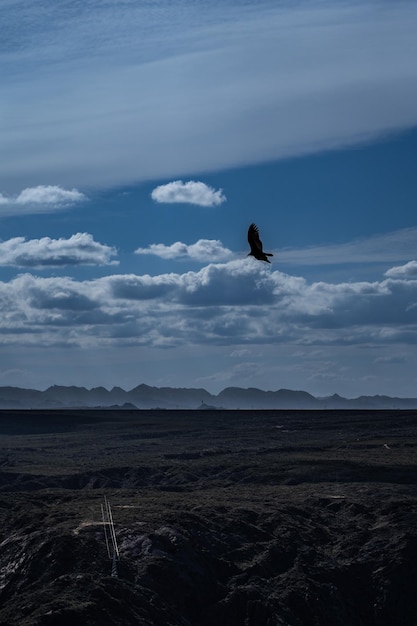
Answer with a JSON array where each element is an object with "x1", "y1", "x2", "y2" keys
[{"x1": 1, "y1": 0, "x2": 417, "y2": 397}]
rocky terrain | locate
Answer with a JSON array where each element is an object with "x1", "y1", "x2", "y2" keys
[{"x1": 1, "y1": 408, "x2": 417, "y2": 625}]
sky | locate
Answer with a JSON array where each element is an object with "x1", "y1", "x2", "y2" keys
[{"x1": 1, "y1": 0, "x2": 417, "y2": 398}]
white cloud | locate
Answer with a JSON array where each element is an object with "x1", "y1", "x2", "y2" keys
[
  {"x1": 374, "y1": 355, "x2": 406, "y2": 365},
  {"x1": 3, "y1": 2, "x2": 417, "y2": 189},
  {"x1": 0, "y1": 185, "x2": 86, "y2": 215},
  {"x1": 280, "y1": 229, "x2": 417, "y2": 266},
  {"x1": 2, "y1": 260, "x2": 417, "y2": 352},
  {"x1": 135, "y1": 239, "x2": 233, "y2": 262},
  {"x1": 230, "y1": 348, "x2": 252, "y2": 358},
  {"x1": 384, "y1": 260, "x2": 417, "y2": 279},
  {"x1": 0, "y1": 233, "x2": 118, "y2": 268},
  {"x1": 151, "y1": 181, "x2": 226, "y2": 207}
]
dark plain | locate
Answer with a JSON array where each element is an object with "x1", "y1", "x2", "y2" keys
[{"x1": 1, "y1": 409, "x2": 417, "y2": 625}]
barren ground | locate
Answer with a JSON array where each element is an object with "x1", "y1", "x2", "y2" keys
[{"x1": 1, "y1": 409, "x2": 417, "y2": 625}]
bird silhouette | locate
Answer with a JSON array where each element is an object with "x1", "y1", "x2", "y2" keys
[{"x1": 247, "y1": 223, "x2": 273, "y2": 263}]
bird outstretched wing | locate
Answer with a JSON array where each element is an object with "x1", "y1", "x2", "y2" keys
[
  {"x1": 247, "y1": 223, "x2": 273, "y2": 262},
  {"x1": 248, "y1": 223, "x2": 264, "y2": 253}
]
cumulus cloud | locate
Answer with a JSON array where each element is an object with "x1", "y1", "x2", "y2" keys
[
  {"x1": 384, "y1": 260, "x2": 417, "y2": 279},
  {"x1": 151, "y1": 181, "x2": 226, "y2": 207},
  {"x1": 0, "y1": 186, "x2": 86, "y2": 215},
  {"x1": 0, "y1": 233, "x2": 118, "y2": 268},
  {"x1": 2, "y1": 260, "x2": 417, "y2": 352},
  {"x1": 135, "y1": 239, "x2": 233, "y2": 262}
]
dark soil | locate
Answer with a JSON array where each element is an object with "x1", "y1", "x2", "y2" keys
[{"x1": 1, "y1": 409, "x2": 417, "y2": 625}]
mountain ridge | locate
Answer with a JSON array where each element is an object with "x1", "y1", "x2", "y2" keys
[{"x1": 0, "y1": 383, "x2": 416, "y2": 409}]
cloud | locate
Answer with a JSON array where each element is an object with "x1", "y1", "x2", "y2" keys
[
  {"x1": 384, "y1": 260, "x2": 417, "y2": 279},
  {"x1": 2, "y1": 260, "x2": 417, "y2": 351},
  {"x1": 280, "y1": 229, "x2": 417, "y2": 266},
  {"x1": 0, "y1": 185, "x2": 87, "y2": 215},
  {"x1": 135, "y1": 239, "x2": 233, "y2": 262},
  {"x1": 107, "y1": 273, "x2": 179, "y2": 301},
  {"x1": 0, "y1": 233, "x2": 117, "y2": 267},
  {"x1": 373, "y1": 355, "x2": 406, "y2": 365},
  {"x1": 3, "y1": 2, "x2": 417, "y2": 189},
  {"x1": 197, "y1": 361, "x2": 263, "y2": 387},
  {"x1": 230, "y1": 348, "x2": 252, "y2": 358},
  {"x1": 151, "y1": 181, "x2": 226, "y2": 207}
]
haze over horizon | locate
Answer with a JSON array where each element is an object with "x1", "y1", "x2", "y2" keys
[{"x1": 1, "y1": 0, "x2": 417, "y2": 399}]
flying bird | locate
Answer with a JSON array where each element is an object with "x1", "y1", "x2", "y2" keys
[{"x1": 247, "y1": 223, "x2": 273, "y2": 263}]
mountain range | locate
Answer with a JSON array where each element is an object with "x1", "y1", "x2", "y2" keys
[{"x1": 0, "y1": 384, "x2": 416, "y2": 410}]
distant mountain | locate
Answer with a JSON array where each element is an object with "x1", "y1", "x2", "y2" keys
[
  {"x1": 0, "y1": 384, "x2": 416, "y2": 410},
  {"x1": 216, "y1": 387, "x2": 319, "y2": 409}
]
